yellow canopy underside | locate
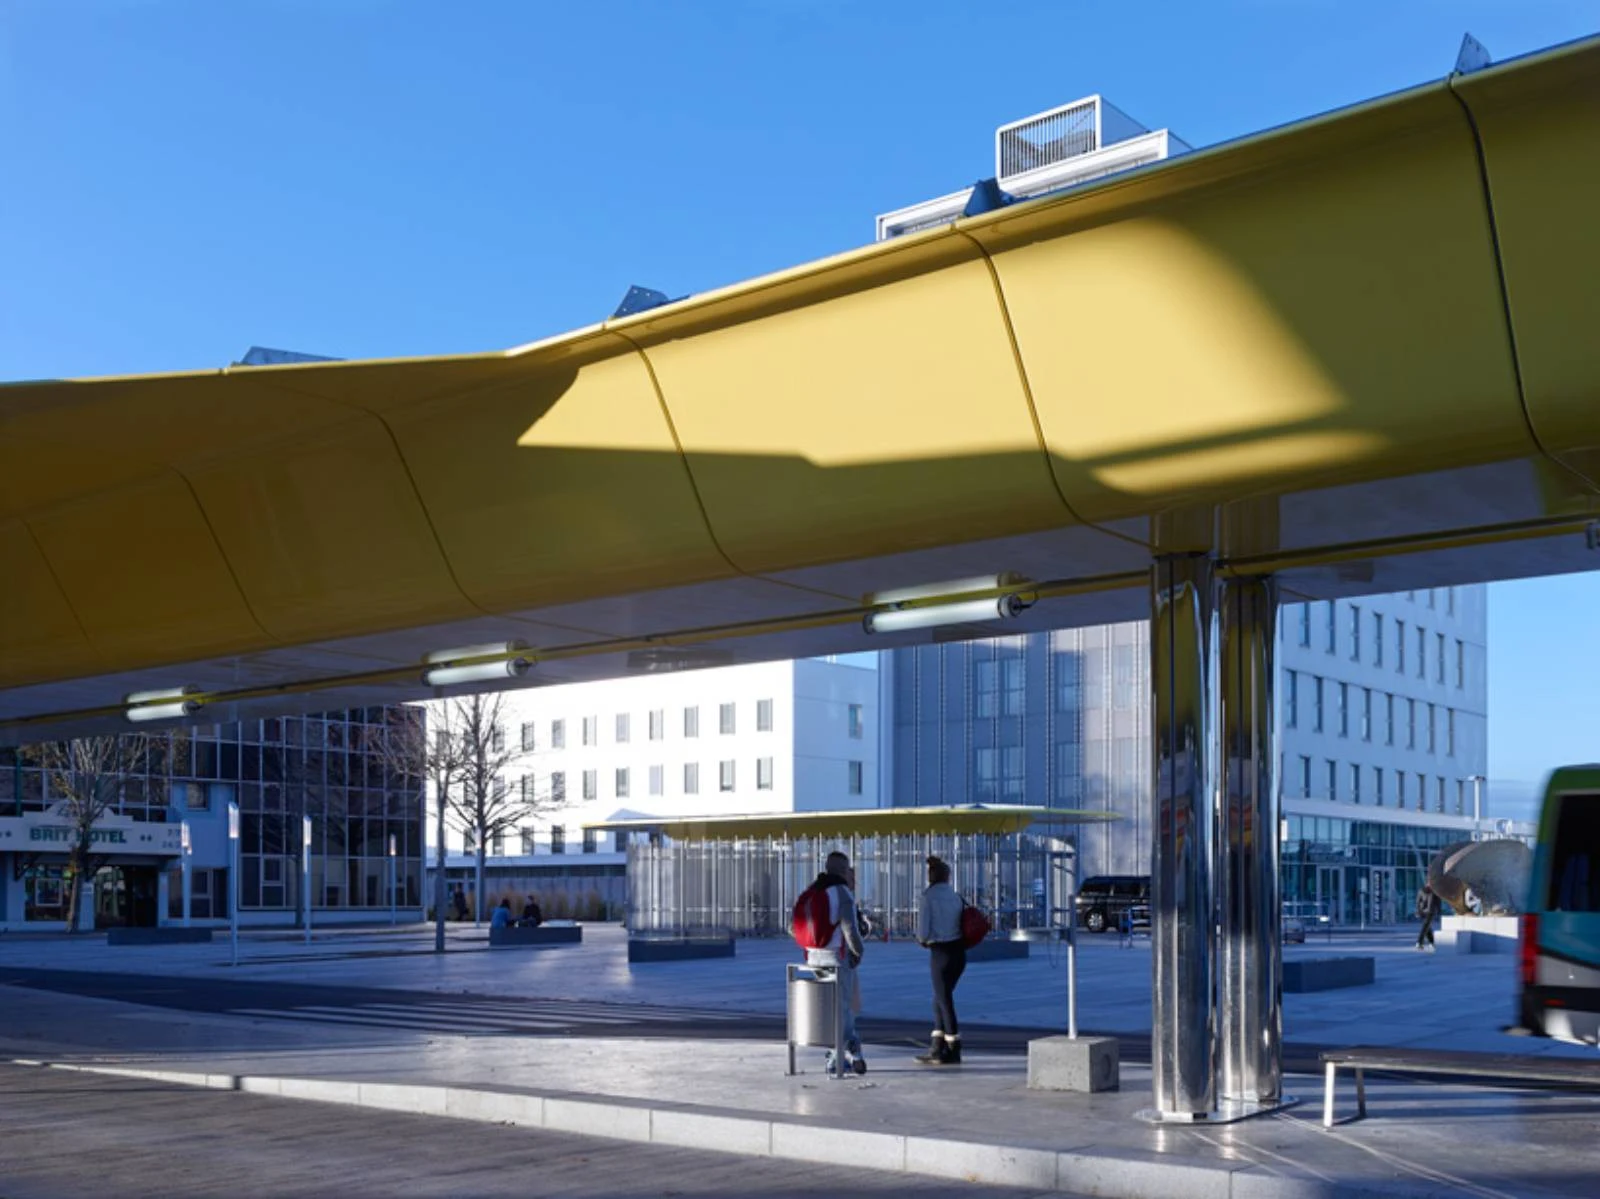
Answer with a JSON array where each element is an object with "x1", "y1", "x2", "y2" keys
[{"x1": 584, "y1": 805, "x2": 1123, "y2": 841}]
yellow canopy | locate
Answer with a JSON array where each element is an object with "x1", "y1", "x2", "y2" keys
[{"x1": 584, "y1": 804, "x2": 1121, "y2": 842}]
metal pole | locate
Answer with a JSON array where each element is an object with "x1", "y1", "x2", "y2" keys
[
  {"x1": 1066, "y1": 846, "x2": 1079, "y2": 1039},
  {"x1": 1216, "y1": 576, "x2": 1282, "y2": 1109},
  {"x1": 180, "y1": 820, "x2": 192, "y2": 930},
  {"x1": 302, "y1": 813, "x2": 313, "y2": 945},
  {"x1": 1149, "y1": 552, "x2": 1216, "y2": 1119},
  {"x1": 433, "y1": 783, "x2": 446, "y2": 953},
  {"x1": 227, "y1": 802, "x2": 240, "y2": 967},
  {"x1": 389, "y1": 833, "x2": 397, "y2": 926}
]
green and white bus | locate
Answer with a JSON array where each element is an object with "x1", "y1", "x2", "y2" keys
[{"x1": 1518, "y1": 766, "x2": 1600, "y2": 1046}]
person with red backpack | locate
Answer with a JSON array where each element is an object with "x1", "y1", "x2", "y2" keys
[
  {"x1": 792, "y1": 850, "x2": 867, "y2": 1074},
  {"x1": 914, "y1": 855, "x2": 969, "y2": 1065}
]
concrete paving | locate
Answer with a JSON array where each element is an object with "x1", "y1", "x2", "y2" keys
[{"x1": 2, "y1": 925, "x2": 1597, "y2": 1197}]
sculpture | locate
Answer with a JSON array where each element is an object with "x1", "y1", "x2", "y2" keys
[{"x1": 1426, "y1": 839, "x2": 1532, "y2": 916}]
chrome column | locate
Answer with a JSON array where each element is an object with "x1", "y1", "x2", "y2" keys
[
  {"x1": 1217, "y1": 577, "x2": 1282, "y2": 1106},
  {"x1": 1150, "y1": 554, "x2": 1216, "y2": 1118}
]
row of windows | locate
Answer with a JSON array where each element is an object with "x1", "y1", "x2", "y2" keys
[
  {"x1": 507, "y1": 758, "x2": 866, "y2": 804},
  {"x1": 1289, "y1": 754, "x2": 1479, "y2": 814},
  {"x1": 1285, "y1": 674, "x2": 1466, "y2": 756},
  {"x1": 1292, "y1": 602, "x2": 1469, "y2": 689},
  {"x1": 513, "y1": 701, "x2": 867, "y2": 751}
]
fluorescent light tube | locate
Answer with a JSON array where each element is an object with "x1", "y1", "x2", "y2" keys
[
  {"x1": 422, "y1": 641, "x2": 526, "y2": 666},
  {"x1": 864, "y1": 593, "x2": 1027, "y2": 635},
  {"x1": 423, "y1": 658, "x2": 531, "y2": 687},
  {"x1": 869, "y1": 574, "x2": 1024, "y2": 607},
  {"x1": 126, "y1": 699, "x2": 201, "y2": 723}
]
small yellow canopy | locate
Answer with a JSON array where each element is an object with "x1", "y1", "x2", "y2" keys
[{"x1": 584, "y1": 804, "x2": 1121, "y2": 842}]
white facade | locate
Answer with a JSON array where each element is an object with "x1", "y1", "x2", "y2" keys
[{"x1": 428, "y1": 658, "x2": 878, "y2": 858}]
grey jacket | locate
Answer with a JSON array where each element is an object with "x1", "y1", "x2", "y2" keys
[{"x1": 918, "y1": 881, "x2": 964, "y2": 945}]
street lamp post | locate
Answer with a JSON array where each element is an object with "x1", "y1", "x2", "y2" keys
[
  {"x1": 302, "y1": 813, "x2": 313, "y2": 945},
  {"x1": 180, "y1": 820, "x2": 192, "y2": 930},
  {"x1": 388, "y1": 833, "x2": 398, "y2": 926},
  {"x1": 1468, "y1": 775, "x2": 1486, "y2": 829},
  {"x1": 227, "y1": 802, "x2": 240, "y2": 967}
]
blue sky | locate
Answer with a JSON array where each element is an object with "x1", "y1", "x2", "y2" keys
[{"x1": 3, "y1": 2, "x2": 1597, "y2": 808}]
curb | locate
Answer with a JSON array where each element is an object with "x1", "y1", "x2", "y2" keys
[{"x1": 13, "y1": 1060, "x2": 1447, "y2": 1199}]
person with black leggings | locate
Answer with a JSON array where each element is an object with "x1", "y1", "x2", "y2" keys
[{"x1": 915, "y1": 855, "x2": 966, "y2": 1066}]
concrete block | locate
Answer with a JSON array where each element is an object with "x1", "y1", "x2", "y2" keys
[
  {"x1": 627, "y1": 937, "x2": 736, "y2": 963},
  {"x1": 770, "y1": 1123, "x2": 905, "y2": 1173},
  {"x1": 904, "y1": 1136, "x2": 1058, "y2": 1191},
  {"x1": 488, "y1": 924, "x2": 582, "y2": 948},
  {"x1": 1027, "y1": 1035, "x2": 1120, "y2": 1092},
  {"x1": 357, "y1": 1082, "x2": 448, "y2": 1116},
  {"x1": 651, "y1": 1110, "x2": 771, "y2": 1156},
  {"x1": 1230, "y1": 1166, "x2": 1431, "y2": 1199},
  {"x1": 107, "y1": 927, "x2": 214, "y2": 945},
  {"x1": 239, "y1": 1077, "x2": 283, "y2": 1096},
  {"x1": 277, "y1": 1077, "x2": 360, "y2": 1104},
  {"x1": 543, "y1": 1097, "x2": 651, "y2": 1142},
  {"x1": 965, "y1": 938, "x2": 1030, "y2": 962},
  {"x1": 1282, "y1": 956, "x2": 1374, "y2": 992},
  {"x1": 1057, "y1": 1148, "x2": 1236, "y2": 1199},
  {"x1": 444, "y1": 1087, "x2": 544, "y2": 1126}
]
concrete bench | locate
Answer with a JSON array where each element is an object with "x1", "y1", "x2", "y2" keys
[
  {"x1": 627, "y1": 936, "x2": 736, "y2": 963},
  {"x1": 106, "y1": 927, "x2": 214, "y2": 945},
  {"x1": 1321, "y1": 1046, "x2": 1600, "y2": 1126},
  {"x1": 1282, "y1": 955, "x2": 1374, "y2": 993},
  {"x1": 487, "y1": 924, "x2": 582, "y2": 948}
]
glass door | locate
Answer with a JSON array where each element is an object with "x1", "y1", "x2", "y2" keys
[{"x1": 1315, "y1": 865, "x2": 1344, "y2": 925}]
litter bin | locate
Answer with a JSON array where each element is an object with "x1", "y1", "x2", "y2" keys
[{"x1": 786, "y1": 961, "x2": 844, "y2": 1077}]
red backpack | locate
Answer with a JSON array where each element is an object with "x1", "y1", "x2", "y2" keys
[
  {"x1": 792, "y1": 884, "x2": 837, "y2": 950},
  {"x1": 959, "y1": 901, "x2": 992, "y2": 949}
]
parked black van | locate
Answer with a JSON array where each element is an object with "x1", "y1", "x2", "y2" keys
[{"x1": 1076, "y1": 875, "x2": 1151, "y2": 933}]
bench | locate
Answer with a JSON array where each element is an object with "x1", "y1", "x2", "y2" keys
[
  {"x1": 1321, "y1": 1046, "x2": 1600, "y2": 1126},
  {"x1": 1282, "y1": 955, "x2": 1374, "y2": 992},
  {"x1": 487, "y1": 924, "x2": 582, "y2": 948}
]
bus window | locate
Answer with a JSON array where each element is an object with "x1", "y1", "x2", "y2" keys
[{"x1": 1548, "y1": 798, "x2": 1597, "y2": 912}]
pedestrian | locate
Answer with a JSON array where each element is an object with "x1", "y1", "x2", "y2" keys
[
  {"x1": 520, "y1": 895, "x2": 543, "y2": 928},
  {"x1": 915, "y1": 855, "x2": 967, "y2": 1065},
  {"x1": 794, "y1": 850, "x2": 868, "y2": 1074},
  {"x1": 490, "y1": 897, "x2": 513, "y2": 930},
  {"x1": 451, "y1": 884, "x2": 469, "y2": 922},
  {"x1": 1415, "y1": 882, "x2": 1441, "y2": 950}
]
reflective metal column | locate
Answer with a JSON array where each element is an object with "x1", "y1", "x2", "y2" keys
[
  {"x1": 1149, "y1": 554, "x2": 1215, "y2": 1118},
  {"x1": 1217, "y1": 577, "x2": 1282, "y2": 1108}
]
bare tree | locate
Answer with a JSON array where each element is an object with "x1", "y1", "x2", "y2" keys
[
  {"x1": 22, "y1": 733, "x2": 170, "y2": 933},
  {"x1": 441, "y1": 692, "x2": 556, "y2": 923},
  {"x1": 368, "y1": 705, "x2": 462, "y2": 952}
]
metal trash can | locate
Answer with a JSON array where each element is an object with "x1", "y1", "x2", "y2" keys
[{"x1": 786, "y1": 962, "x2": 844, "y2": 1077}]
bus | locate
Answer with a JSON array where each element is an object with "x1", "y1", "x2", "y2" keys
[{"x1": 1518, "y1": 766, "x2": 1600, "y2": 1046}]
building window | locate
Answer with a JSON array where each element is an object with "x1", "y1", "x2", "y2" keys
[
  {"x1": 1111, "y1": 646, "x2": 1135, "y2": 709},
  {"x1": 684, "y1": 762, "x2": 699, "y2": 795},
  {"x1": 1447, "y1": 708, "x2": 1456, "y2": 756},
  {"x1": 520, "y1": 775, "x2": 536, "y2": 803},
  {"x1": 1436, "y1": 633, "x2": 1445, "y2": 683},
  {"x1": 1057, "y1": 663, "x2": 1081, "y2": 713},
  {"x1": 1384, "y1": 694, "x2": 1395, "y2": 746},
  {"x1": 757, "y1": 699, "x2": 773, "y2": 732},
  {"x1": 582, "y1": 716, "x2": 597, "y2": 746},
  {"x1": 615, "y1": 713, "x2": 630, "y2": 744},
  {"x1": 649, "y1": 765, "x2": 664, "y2": 796},
  {"x1": 1448, "y1": 586, "x2": 1456, "y2": 616},
  {"x1": 719, "y1": 703, "x2": 736, "y2": 735},
  {"x1": 1337, "y1": 682, "x2": 1348, "y2": 738},
  {"x1": 1350, "y1": 763, "x2": 1361, "y2": 804},
  {"x1": 1396, "y1": 620, "x2": 1406, "y2": 673},
  {"x1": 1437, "y1": 776, "x2": 1447, "y2": 813},
  {"x1": 582, "y1": 770, "x2": 597, "y2": 801},
  {"x1": 1349, "y1": 605, "x2": 1361, "y2": 660},
  {"x1": 1426, "y1": 703, "x2": 1436, "y2": 754},
  {"x1": 1407, "y1": 699, "x2": 1417, "y2": 750},
  {"x1": 1313, "y1": 677, "x2": 1324, "y2": 733},
  {"x1": 1373, "y1": 613, "x2": 1383, "y2": 667},
  {"x1": 1417, "y1": 773, "x2": 1428, "y2": 812},
  {"x1": 551, "y1": 825, "x2": 565, "y2": 854},
  {"x1": 1325, "y1": 759, "x2": 1337, "y2": 801},
  {"x1": 848, "y1": 760, "x2": 864, "y2": 795},
  {"x1": 491, "y1": 724, "x2": 506, "y2": 753},
  {"x1": 757, "y1": 757, "x2": 774, "y2": 790},
  {"x1": 719, "y1": 760, "x2": 735, "y2": 792},
  {"x1": 1375, "y1": 767, "x2": 1385, "y2": 806},
  {"x1": 1456, "y1": 778, "x2": 1466, "y2": 815},
  {"x1": 1361, "y1": 688, "x2": 1372, "y2": 742},
  {"x1": 520, "y1": 828, "x2": 535, "y2": 855},
  {"x1": 649, "y1": 709, "x2": 664, "y2": 741},
  {"x1": 1298, "y1": 756, "x2": 1312, "y2": 799},
  {"x1": 848, "y1": 703, "x2": 864, "y2": 739},
  {"x1": 1325, "y1": 602, "x2": 1336, "y2": 654},
  {"x1": 1455, "y1": 639, "x2": 1465, "y2": 689},
  {"x1": 582, "y1": 828, "x2": 597, "y2": 854},
  {"x1": 1286, "y1": 671, "x2": 1298, "y2": 729},
  {"x1": 520, "y1": 721, "x2": 537, "y2": 752},
  {"x1": 1396, "y1": 773, "x2": 1406, "y2": 808},
  {"x1": 1416, "y1": 626, "x2": 1426, "y2": 679},
  {"x1": 1428, "y1": 588, "x2": 1437, "y2": 609},
  {"x1": 1298, "y1": 604, "x2": 1311, "y2": 647},
  {"x1": 491, "y1": 831, "x2": 505, "y2": 856},
  {"x1": 684, "y1": 706, "x2": 699, "y2": 738},
  {"x1": 551, "y1": 771, "x2": 566, "y2": 804},
  {"x1": 551, "y1": 719, "x2": 565, "y2": 750},
  {"x1": 615, "y1": 767, "x2": 630, "y2": 799}
]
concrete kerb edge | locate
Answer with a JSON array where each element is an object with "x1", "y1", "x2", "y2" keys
[{"x1": 6, "y1": 1059, "x2": 1439, "y2": 1199}]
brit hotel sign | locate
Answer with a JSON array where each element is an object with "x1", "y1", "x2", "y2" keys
[{"x1": 0, "y1": 809, "x2": 183, "y2": 857}]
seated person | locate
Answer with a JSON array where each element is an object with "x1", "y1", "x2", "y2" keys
[
  {"x1": 520, "y1": 896, "x2": 544, "y2": 928},
  {"x1": 490, "y1": 898, "x2": 513, "y2": 930}
]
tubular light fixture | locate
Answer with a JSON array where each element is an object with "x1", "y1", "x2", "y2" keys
[
  {"x1": 867, "y1": 573, "x2": 1026, "y2": 608},
  {"x1": 421, "y1": 641, "x2": 527, "y2": 666},
  {"x1": 864, "y1": 593, "x2": 1029, "y2": 635},
  {"x1": 421, "y1": 641, "x2": 532, "y2": 687},
  {"x1": 124, "y1": 686, "x2": 201, "y2": 723}
]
